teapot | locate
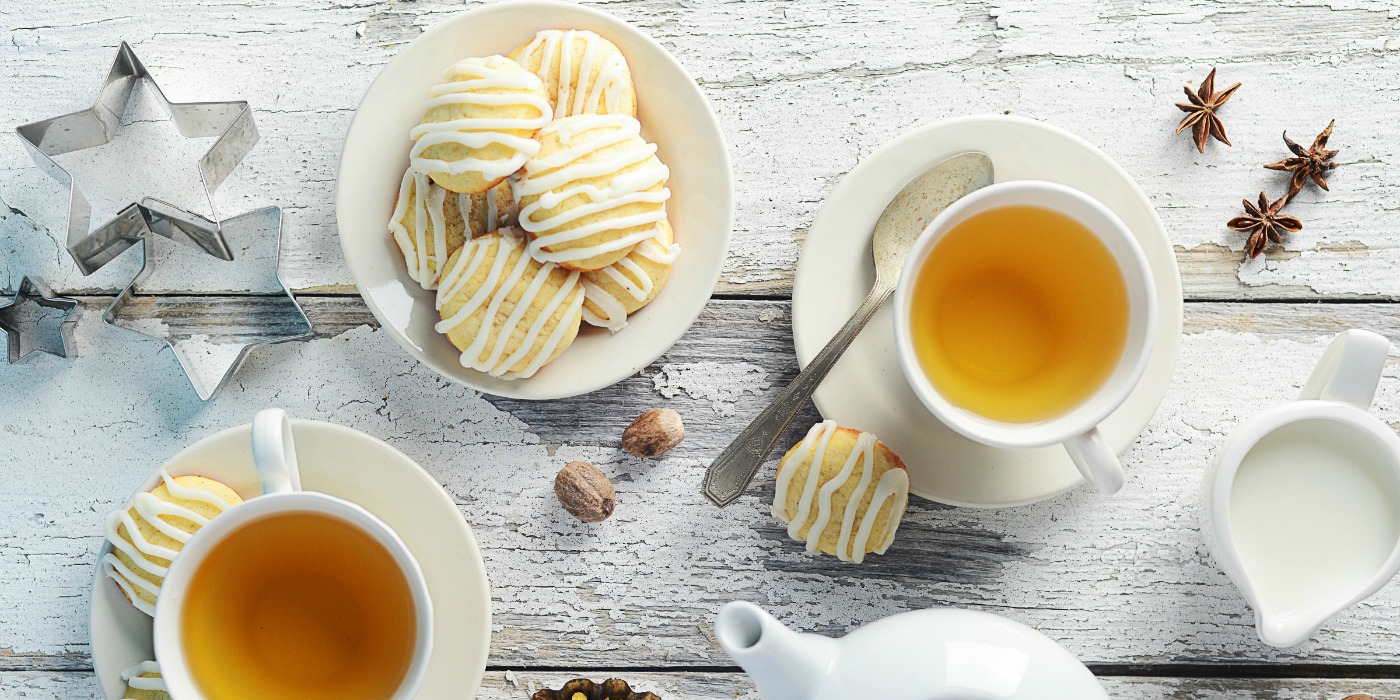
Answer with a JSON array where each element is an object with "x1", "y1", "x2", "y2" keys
[{"x1": 715, "y1": 601, "x2": 1107, "y2": 700}]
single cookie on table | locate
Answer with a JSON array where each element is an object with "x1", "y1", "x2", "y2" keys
[
  {"x1": 773, "y1": 420, "x2": 909, "y2": 564},
  {"x1": 121, "y1": 660, "x2": 169, "y2": 700},
  {"x1": 409, "y1": 55, "x2": 551, "y2": 194},
  {"x1": 581, "y1": 219, "x2": 680, "y2": 332},
  {"x1": 102, "y1": 471, "x2": 243, "y2": 616},
  {"x1": 515, "y1": 114, "x2": 671, "y2": 271},
  {"x1": 390, "y1": 169, "x2": 518, "y2": 289},
  {"x1": 434, "y1": 229, "x2": 585, "y2": 379},
  {"x1": 509, "y1": 29, "x2": 637, "y2": 118}
]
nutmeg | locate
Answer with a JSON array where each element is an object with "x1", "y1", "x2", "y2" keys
[
  {"x1": 621, "y1": 408, "x2": 685, "y2": 458},
  {"x1": 554, "y1": 461, "x2": 616, "y2": 522}
]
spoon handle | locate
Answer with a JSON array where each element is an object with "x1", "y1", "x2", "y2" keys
[{"x1": 702, "y1": 283, "x2": 895, "y2": 507}]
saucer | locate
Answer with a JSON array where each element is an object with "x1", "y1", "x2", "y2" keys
[
  {"x1": 336, "y1": 0, "x2": 733, "y2": 400},
  {"x1": 791, "y1": 115, "x2": 1183, "y2": 507},
  {"x1": 89, "y1": 420, "x2": 491, "y2": 698}
]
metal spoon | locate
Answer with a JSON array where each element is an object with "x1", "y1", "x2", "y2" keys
[{"x1": 702, "y1": 152, "x2": 995, "y2": 507}]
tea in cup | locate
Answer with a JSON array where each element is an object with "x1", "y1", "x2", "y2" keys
[
  {"x1": 894, "y1": 181, "x2": 1157, "y2": 495},
  {"x1": 154, "y1": 409, "x2": 434, "y2": 699}
]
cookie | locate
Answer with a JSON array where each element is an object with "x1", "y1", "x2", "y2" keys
[
  {"x1": 435, "y1": 229, "x2": 585, "y2": 379},
  {"x1": 102, "y1": 471, "x2": 243, "y2": 616},
  {"x1": 772, "y1": 420, "x2": 909, "y2": 563},
  {"x1": 509, "y1": 29, "x2": 637, "y2": 118},
  {"x1": 410, "y1": 55, "x2": 551, "y2": 194},
  {"x1": 390, "y1": 168, "x2": 517, "y2": 289},
  {"x1": 581, "y1": 219, "x2": 680, "y2": 332},
  {"x1": 121, "y1": 661, "x2": 169, "y2": 700},
  {"x1": 515, "y1": 114, "x2": 671, "y2": 271}
]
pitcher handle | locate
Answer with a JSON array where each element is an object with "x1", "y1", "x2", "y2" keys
[
  {"x1": 1298, "y1": 329, "x2": 1392, "y2": 411},
  {"x1": 252, "y1": 408, "x2": 303, "y2": 494},
  {"x1": 1063, "y1": 427, "x2": 1125, "y2": 496}
]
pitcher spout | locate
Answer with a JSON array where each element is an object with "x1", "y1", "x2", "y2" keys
[
  {"x1": 1256, "y1": 608, "x2": 1323, "y2": 648},
  {"x1": 716, "y1": 602, "x2": 838, "y2": 700}
]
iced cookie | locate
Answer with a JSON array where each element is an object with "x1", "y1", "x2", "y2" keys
[
  {"x1": 581, "y1": 220, "x2": 680, "y2": 332},
  {"x1": 410, "y1": 55, "x2": 551, "y2": 194},
  {"x1": 102, "y1": 471, "x2": 243, "y2": 616},
  {"x1": 390, "y1": 169, "x2": 518, "y2": 289},
  {"x1": 435, "y1": 229, "x2": 585, "y2": 379},
  {"x1": 515, "y1": 114, "x2": 671, "y2": 271},
  {"x1": 773, "y1": 420, "x2": 909, "y2": 564},
  {"x1": 509, "y1": 29, "x2": 637, "y2": 118},
  {"x1": 122, "y1": 661, "x2": 170, "y2": 700}
]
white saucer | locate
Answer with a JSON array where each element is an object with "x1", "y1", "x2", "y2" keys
[
  {"x1": 336, "y1": 1, "x2": 733, "y2": 400},
  {"x1": 792, "y1": 115, "x2": 1183, "y2": 508},
  {"x1": 89, "y1": 420, "x2": 491, "y2": 698}
]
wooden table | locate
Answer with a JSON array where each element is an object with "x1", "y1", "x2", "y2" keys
[{"x1": 3, "y1": 1, "x2": 1400, "y2": 697}]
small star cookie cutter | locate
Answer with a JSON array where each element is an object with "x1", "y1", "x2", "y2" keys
[
  {"x1": 14, "y1": 41, "x2": 257, "y2": 275},
  {"x1": 103, "y1": 206, "x2": 313, "y2": 401},
  {"x1": 0, "y1": 276, "x2": 79, "y2": 364}
]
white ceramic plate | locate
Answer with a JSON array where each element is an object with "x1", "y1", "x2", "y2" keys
[
  {"x1": 89, "y1": 420, "x2": 491, "y2": 699},
  {"x1": 792, "y1": 115, "x2": 1183, "y2": 508},
  {"x1": 336, "y1": 1, "x2": 733, "y2": 400}
]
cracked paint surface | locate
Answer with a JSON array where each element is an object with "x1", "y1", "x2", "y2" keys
[
  {"x1": 2, "y1": 0, "x2": 1399, "y2": 298},
  {"x1": 1, "y1": 301, "x2": 1399, "y2": 671}
]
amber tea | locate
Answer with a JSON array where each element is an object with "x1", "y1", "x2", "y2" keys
[
  {"x1": 181, "y1": 512, "x2": 417, "y2": 700},
  {"x1": 908, "y1": 205, "x2": 1129, "y2": 423}
]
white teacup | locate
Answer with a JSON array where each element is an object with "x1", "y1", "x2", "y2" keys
[
  {"x1": 893, "y1": 181, "x2": 1157, "y2": 495},
  {"x1": 153, "y1": 408, "x2": 434, "y2": 699}
]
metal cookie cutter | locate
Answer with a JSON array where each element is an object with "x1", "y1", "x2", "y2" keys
[
  {"x1": 0, "y1": 276, "x2": 78, "y2": 364},
  {"x1": 104, "y1": 206, "x2": 313, "y2": 400},
  {"x1": 15, "y1": 41, "x2": 257, "y2": 274}
]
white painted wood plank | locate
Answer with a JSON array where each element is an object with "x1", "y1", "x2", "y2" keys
[
  {"x1": 3, "y1": 297, "x2": 1400, "y2": 671},
  {"x1": 4, "y1": 670, "x2": 1400, "y2": 699},
  {"x1": 3, "y1": 0, "x2": 1399, "y2": 298}
]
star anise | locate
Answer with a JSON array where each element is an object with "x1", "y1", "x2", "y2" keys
[
  {"x1": 1228, "y1": 191, "x2": 1302, "y2": 259},
  {"x1": 1175, "y1": 67, "x2": 1241, "y2": 153},
  {"x1": 1265, "y1": 119, "x2": 1338, "y2": 197}
]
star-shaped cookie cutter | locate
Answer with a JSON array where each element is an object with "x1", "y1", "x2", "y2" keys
[
  {"x1": 15, "y1": 41, "x2": 257, "y2": 275},
  {"x1": 0, "y1": 276, "x2": 79, "y2": 364},
  {"x1": 103, "y1": 205, "x2": 313, "y2": 401}
]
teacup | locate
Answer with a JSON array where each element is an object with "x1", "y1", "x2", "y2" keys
[
  {"x1": 154, "y1": 408, "x2": 434, "y2": 699},
  {"x1": 893, "y1": 181, "x2": 1157, "y2": 495},
  {"x1": 1202, "y1": 329, "x2": 1400, "y2": 647}
]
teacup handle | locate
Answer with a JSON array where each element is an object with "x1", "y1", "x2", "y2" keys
[
  {"x1": 1299, "y1": 329, "x2": 1392, "y2": 411},
  {"x1": 1063, "y1": 427, "x2": 1125, "y2": 495},
  {"x1": 253, "y1": 408, "x2": 303, "y2": 494}
]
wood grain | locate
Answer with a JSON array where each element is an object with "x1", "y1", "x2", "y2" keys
[
  {"x1": 2, "y1": 0, "x2": 1399, "y2": 299},
  {"x1": 3, "y1": 297, "x2": 1400, "y2": 674},
  {"x1": 4, "y1": 670, "x2": 1399, "y2": 699}
]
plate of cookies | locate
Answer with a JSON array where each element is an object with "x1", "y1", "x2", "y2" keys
[{"x1": 337, "y1": 0, "x2": 732, "y2": 399}]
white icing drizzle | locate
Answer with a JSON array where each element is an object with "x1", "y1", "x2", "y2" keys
[
  {"x1": 518, "y1": 30, "x2": 631, "y2": 118},
  {"x1": 409, "y1": 56, "x2": 551, "y2": 182},
  {"x1": 772, "y1": 420, "x2": 909, "y2": 564},
  {"x1": 394, "y1": 171, "x2": 519, "y2": 289},
  {"x1": 579, "y1": 237, "x2": 681, "y2": 333},
  {"x1": 389, "y1": 169, "x2": 450, "y2": 289},
  {"x1": 515, "y1": 114, "x2": 670, "y2": 264},
  {"x1": 434, "y1": 233, "x2": 582, "y2": 380},
  {"x1": 122, "y1": 661, "x2": 167, "y2": 692},
  {"x1": 101, "y1": 470, "x2": 235, "y2": 617},
  {"x1": 580, "y1": 280, "x2": 630, "y2": 332}
]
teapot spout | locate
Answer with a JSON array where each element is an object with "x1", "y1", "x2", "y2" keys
[{"x1": 716, "y1": 602, "x2": 838, "y2": 700}]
